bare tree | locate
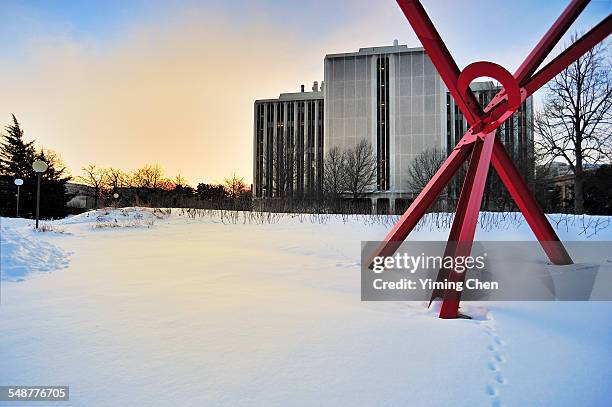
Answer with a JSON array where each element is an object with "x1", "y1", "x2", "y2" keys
[
  {"x1": 224, "y1": 173, "x2": 247, "y2": 199},
  {"x1": 343, "y1": 139, "x2": 377, "y2": 199},
  {"x1": 38, "y1": 148, "x2": 70, "y2": 180},
  {"x1": 105, "y1": 167, "x2": 127, "y2": 191},
  {"x1": 268, "y1": 141, "x2": 296, "y2": 198},
  {"x1": 174, "y1": 174, "x2": 187, "y2": 188},
  {"x1": 78, "y1": 164, "x2": 107, "y2": 208},
  {"x1": 323, "y1": 145, "x2": 347, "y2": 198},
  {"x1": 131, "y1": 164, "x2": 164, "y2": 189},
  {"x1": 535, "y1": 36, "x2": 612, "y2": 214},
  {"x1": 406, "y1": 147, "x2": 446, "y2": 192}
]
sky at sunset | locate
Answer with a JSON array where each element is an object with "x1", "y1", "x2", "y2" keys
[{"x1": 1, "y1": 0, "x2": 609, "y2": 185}]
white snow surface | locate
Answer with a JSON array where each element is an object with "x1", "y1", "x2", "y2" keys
[
  {"x1": 1, "y1": 219, "x2": 70, "y2": 282},
  {"x1": 1, "y1": 208, "x2": 611, "y2": 406}
]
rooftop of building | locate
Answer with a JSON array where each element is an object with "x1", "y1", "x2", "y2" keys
[
  {"x1": 325, "y1": 41, "x2": 425, "y2": 59},
  {"x1": 255, "y1": 83, "x2": 323, "y2": 104},
  {"x1": 466, "y1": 81, "x2": 499, "y2": 91}
]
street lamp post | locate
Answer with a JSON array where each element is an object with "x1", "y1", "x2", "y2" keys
[
  {"x1": 32, "y1": 160, "x2": 48, "y2": 229},
  {"x1": 14, "y1": 178, "x2": 23, "y2": 217},
  {"x1": 113, "y1": 193, "x2": 119, "y2": 209}
]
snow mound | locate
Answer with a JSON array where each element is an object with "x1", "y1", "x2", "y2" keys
[
  {"x1": 0, "y1": 223, "x2": 70, "y2": 282},
  {"x1": 60, "y1": 207, "x2": 171, "y2": 228}
]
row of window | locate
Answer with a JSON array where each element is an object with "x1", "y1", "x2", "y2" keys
[
  {"x1": 377, "y1": 56, "x2": 391, "y2": 191},
  {"x1": 254, "y1": 100, "x2": 324, "y2": 198}
]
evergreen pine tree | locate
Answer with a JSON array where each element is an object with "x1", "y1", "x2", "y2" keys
[
  {"x1": 0, "y1": 114, "x2": 36, "y2": 178},
  {"x1": 0, "y1": 116, "x2": 73, "y2": 218}
]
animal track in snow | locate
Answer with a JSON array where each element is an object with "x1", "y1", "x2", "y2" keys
[{"x1": 481, "y1": 313, "x2": 508, "y2": 407}]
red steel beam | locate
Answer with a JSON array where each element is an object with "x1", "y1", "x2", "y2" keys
[
  {"x1": 490, "y1": 138, "x2": 573, "y2": 264},
  {"x1": 454, "y1": 134, "x2": 495, "y2": 243},
  {"x1": 485, "y1": 14, "x2": 612, "y2": 125},
  {"x1": 369, "y1": 138, "x2": 474, "y2": 262},
  {"x1": 396, "y1": 0, "x2": 482, "y2": 125},
  {"x1": 515, "y1": 0, "x2": 590, "y2": 85},
  {"x1": 429, "y1": 137, "x2": 481, "y2": 304},
  {"x1": 524, "y1": 13, "x2": 612, "y2": 95},
  {"x1": 439, "y1": 131, "x2": 496, "y2": 319}
]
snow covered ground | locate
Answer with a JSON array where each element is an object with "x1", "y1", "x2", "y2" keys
[{"x1": 1, "y1": 208, "x2": 611, "y2": 406}]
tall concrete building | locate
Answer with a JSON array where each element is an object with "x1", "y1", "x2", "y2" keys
[
  {"x1": 253, "y1": 42, "x2": 533, "y2": 213},
  {"x1": 253, "y1": 84, "x2": 323, "y2": 199},
  {"x1": 324, "y1": 44, "x2": 446, "y2": 211}
]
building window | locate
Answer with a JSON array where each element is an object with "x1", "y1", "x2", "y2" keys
[
  {"x1": 296, "y1": 101, "x2": 305, "y2": 195},
  {"x1": 266, "y1": 103, "x2": 274, "y2": 197},
  {"x1": 306, "y1": 100, "x2": 316, "y2": 194},
  {"x1": 518, "y1": 103, "x2": 526, "y2": 162},
  {"x1": 286, "y1": 103, "x2": 295, "y2": 196},
  {"x1": 255, "y1": 104, "x2": 264, "y2": 197},
  {"x1": 317, "y1": 101, "x2": 324, "y2": 194},
  {"x1": 454, "y1": 99, "x2": 463, "y2": 144},
  {"x1": 446, "y1": 93, "x2": 452, "y2": 155},
  {"x1": 376, "y1": 56, "x2": 390, "y2": 191},
  {"x1": 504, "y1": 109, "x2": 514, "y2": 151},
  {"x1": 276, "y1": 103, "x2": 284, "y2": 197}
]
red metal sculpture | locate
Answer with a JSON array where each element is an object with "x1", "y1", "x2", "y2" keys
[{"x1": 373, "y1": 0, "x2": 612, "y2": 318}]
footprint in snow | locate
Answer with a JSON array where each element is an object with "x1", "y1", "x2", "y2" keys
[{"x1": 481, "y1": 313, "x2": 508, "y2": 407}]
